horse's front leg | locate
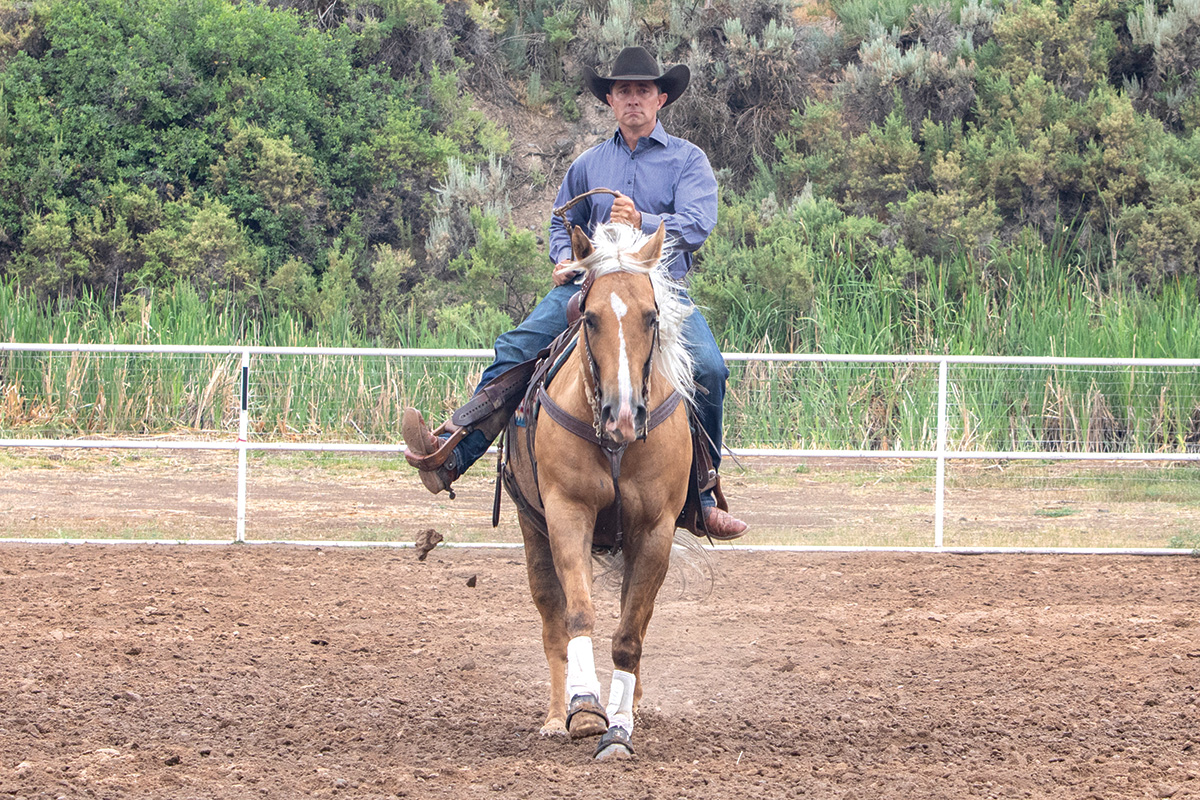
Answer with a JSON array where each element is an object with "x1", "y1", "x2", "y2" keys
[
  {"x1": 595, "y1": 515, "x2": 676, "y2": 759},
  {"x1": 519, "y1": 516, "x2": 570, "y2": 736},
  {"x1": 543, "y1": 493, "x2": 608, "y2": 740}
]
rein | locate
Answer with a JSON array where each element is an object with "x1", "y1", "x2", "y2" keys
[{"x1": 552, "y1": 188, "x2": 620, "y2": 233}]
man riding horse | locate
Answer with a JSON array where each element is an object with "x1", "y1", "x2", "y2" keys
[{"x1": 403, "y1": 46, "x2": 747, "y2": 540}]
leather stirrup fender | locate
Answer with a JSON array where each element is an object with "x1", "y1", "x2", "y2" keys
[{"x1": 451, "y1": 358, "x2": 539, "y2": 429}]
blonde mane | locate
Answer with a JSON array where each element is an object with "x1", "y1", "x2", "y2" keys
[{"x1": 575, "y1": 223, "x2": 695, "y2": 403}]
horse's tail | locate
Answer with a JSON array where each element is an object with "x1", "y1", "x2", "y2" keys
[{"x1": 593, "y1": 531, "x2": 717, "y2": 600}]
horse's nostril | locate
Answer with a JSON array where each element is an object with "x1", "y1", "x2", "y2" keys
[{"x1": 600, "y1": 403, "x2": 615, "y2": 426}]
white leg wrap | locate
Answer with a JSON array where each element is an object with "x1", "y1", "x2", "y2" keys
[
  {"x1": 606, "y1": 669, "x2": 637, "y2": 733},
  {"x1": 566, "y1": 636, "x2": 601, "y2": 699}
]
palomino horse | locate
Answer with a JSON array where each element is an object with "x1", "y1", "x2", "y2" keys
[{"x1": 504, "y1": 221, "x2": 694, "y2": 759}]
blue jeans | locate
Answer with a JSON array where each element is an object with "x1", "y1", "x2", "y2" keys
[{"x1": 453, "y1": 283, "x2": 728, "y2": 504}]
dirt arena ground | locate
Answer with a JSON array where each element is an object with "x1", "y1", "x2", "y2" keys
[
  {"x1": 4, "y1": 451, "x2": 1200, "y2": 548},
  {"x1": 1, "y1": 542, "x2": 1198, "y2": 799}
]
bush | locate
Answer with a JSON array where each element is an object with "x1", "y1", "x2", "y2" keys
[
  {"x1": 449, "y1": 209, "x2": 544, "y2": 321},
  {"x1": 838, "y1": 11, "x2": 978, "y2": 135},
  {"x1": 574, "y1": 0, "x2": 831, "y2": 189},
  {"x1": 978, "y1": 0, "x2": 1113, "y2": 101},
  {"x1": 265, "y1": 256, "x2": 319, "y2": 322},
  {"x1": 0, "y1": 0, "x2": 502, "y2": 306},
  {"x1": 845, "y1": 102, "x2": 922, "y2": 212},
  {"x1": 8, "y1": 199, "x2": 87, "y2": 298},
  {"x1": 775, "y1": 99, "x2": 852, "y2": 201},
  {"x1": 1126, "y1": 0, "x2": 1200, "y2": 131},
  {"x1": 691, "y1": 192, "x2": 823, "y2": 347},
  {"x1": 890, "y1": 150, "x2": 1001, "y2": 261}
]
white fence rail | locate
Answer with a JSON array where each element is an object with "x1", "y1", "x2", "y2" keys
[{"x1": 3, "y1": 342, "x2": 1200, "y2": 553}]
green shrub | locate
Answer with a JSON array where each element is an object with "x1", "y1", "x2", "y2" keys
[
  {"x1": 449, "y1": 209, "x2": 543, "y2": 321},
  {"x1": 846, "y1": 102, "x2": 922, "y2": 212},
  {"x1": 9, "y1": 199, "x2": 87, "y2": 298},
  {"x1": 775, "y1": 100, "x2": 851, "y2": 201},
  {"x1": 839, "y1": 11, "x2": 977, "y2": 134},
  {"x1": 1127, "y1": 0, "x2": 1200, "y2": 131},
  {"x1": 692, "y1": 192, "x2": 825, "y2": 348},
  {"x1": 0, "y1": 0, "x2": 500, "y2": 305},
  {"x1": 832, "y1": 0, "x2": 919, "y2": 44},
  {"x1": 979, "y1": 0, "x2": 1112, "y2": 100},
  {"x1": 265, "y1": 257, "x2": 319, "y2": 322},
  {"x1": 890, "y1": 150, "x2": 1001, "y2": 261}
]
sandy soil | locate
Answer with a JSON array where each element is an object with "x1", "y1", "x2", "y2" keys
[{"x1": 0, "y1": 543, "x2": 1197, "y2": 799}]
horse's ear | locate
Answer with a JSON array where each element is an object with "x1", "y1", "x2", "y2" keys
[
  {"x1": 635, "y1": 222, "x2": 666, "y2": 266},
  {"x1": 570, "y1": 225, "x2": 593, "y2": 261}
]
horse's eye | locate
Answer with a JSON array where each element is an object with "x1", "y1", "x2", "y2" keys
[
  {"x1": 584, "y1": 313, "x2": 598, "y2": 331},
  {"x1": 644, "y1": 310, "x2": 658, "y2": 329}
]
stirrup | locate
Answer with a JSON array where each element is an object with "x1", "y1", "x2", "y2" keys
[{"x1": 403, "y1": 418, "x2": 468, "y2": 472}]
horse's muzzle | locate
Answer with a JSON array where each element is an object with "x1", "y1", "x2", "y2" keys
[{"x1": 600, "y1": 399, "x2": 646, "y2": 445}]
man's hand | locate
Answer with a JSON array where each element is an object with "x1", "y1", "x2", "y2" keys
[
  {"x1": 552, "y1": 259, "x2": 582, "y2": 286},
  {"x1": 610, "y1": 192, "x2": 643, "y2": 229}
]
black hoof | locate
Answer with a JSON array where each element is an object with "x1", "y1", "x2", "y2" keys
[{"x1": 594, "y1": 725, "x2": 634, "y2": 759}]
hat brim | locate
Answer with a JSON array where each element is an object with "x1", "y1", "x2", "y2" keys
[{"x1": 583, "y1": 63, "x2": 690, "y2": 108}]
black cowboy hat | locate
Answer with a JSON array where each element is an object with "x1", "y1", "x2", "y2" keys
[{"x1": 582, "y1": 46, "x2": 690, "y2": 107}]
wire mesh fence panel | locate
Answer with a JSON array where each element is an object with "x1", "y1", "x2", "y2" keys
[
  {"x1": 725, "y1": 359, "x2": 940, "y2": 451},
  {"x1": 8, "y1": 349, "x2": 1200, "y2": 454},
  {"x1": 945, "y1": 363, "x2": 1200, "y2": 454},
  {"x1": 4, "y1": 345, "x2": 1200, "y2": 551},
  {"x1": 0, "y1": 349, "x2": 241, "y2": 438},
  {"x1": 245, "y1": 354, "x2": 491, "y2": 443}
]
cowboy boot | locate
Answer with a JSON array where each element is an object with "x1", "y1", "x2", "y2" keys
[
  {"x1": 402, "y1": 408, "x2": 460, "y2": 496},
  {"x1": 703, "y1": 506, "x2": 748, "y2": 540}
]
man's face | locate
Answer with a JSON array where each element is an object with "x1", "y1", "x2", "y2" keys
[{"x1": 607, "y1": 80, "x2": 668, "y2": 132}]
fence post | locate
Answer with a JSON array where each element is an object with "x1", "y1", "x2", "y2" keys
[
  {"x1": 236, "y1": 349, "x2": 250, "y2": 543},
  {"x1": 935, "y1": 359, "x2": 948, "y2": 548}
]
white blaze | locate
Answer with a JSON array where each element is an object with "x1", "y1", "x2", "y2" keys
[{"x1": 609, "y1": 292, "x2": 633, "y2": 415}]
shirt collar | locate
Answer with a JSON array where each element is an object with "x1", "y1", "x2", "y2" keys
[{"x1": 612, "y1": 120, "x2": 669, "y2": 152}]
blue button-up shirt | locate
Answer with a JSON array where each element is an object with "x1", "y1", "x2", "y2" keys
[{"x1": 549, "y1": 121, "x2": 718, "y2": 280}]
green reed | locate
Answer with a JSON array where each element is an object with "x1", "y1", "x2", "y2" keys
[
  {"x1": 717, "y1": 237, "x2": 1200, "y2": 453},
  {"x1": 4, "y1": 242, "x2": 1200, "y2": 452},
  {"x1": 0, "y1": 283, "x2": 490, "y2": 440}
]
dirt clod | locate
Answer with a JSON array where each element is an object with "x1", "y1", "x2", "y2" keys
[{"x1": 415, "y1": 528, "x2": 443, "y2": 561}]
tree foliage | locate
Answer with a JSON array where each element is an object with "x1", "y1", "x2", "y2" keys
[
  {"x1": 0, "y1": 0, "x2": 508, "y2": 336},
  {"x1": 4, "y1": 0, "x2": 1200, "y2": 346}
]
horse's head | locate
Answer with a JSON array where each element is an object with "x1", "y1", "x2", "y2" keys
[{"x1": 573, "y1": 222, "x2": 690, "y2": 446}]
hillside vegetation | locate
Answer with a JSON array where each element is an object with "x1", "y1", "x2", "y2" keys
[{"x1": 3, "y1": 0, "x2": 1200, "y2": 356}]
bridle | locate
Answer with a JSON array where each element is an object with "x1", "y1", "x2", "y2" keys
[{"x1": 536, "y1": 253, "x2": 682, "y2": 550}]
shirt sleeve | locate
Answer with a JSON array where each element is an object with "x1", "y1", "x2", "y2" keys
[
  {"x1": 639, "y1": 146, "x2": 718, "y2": 257},
  {"x1": 548, "y1": 158, "x2": 589, "y2": 265}
]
